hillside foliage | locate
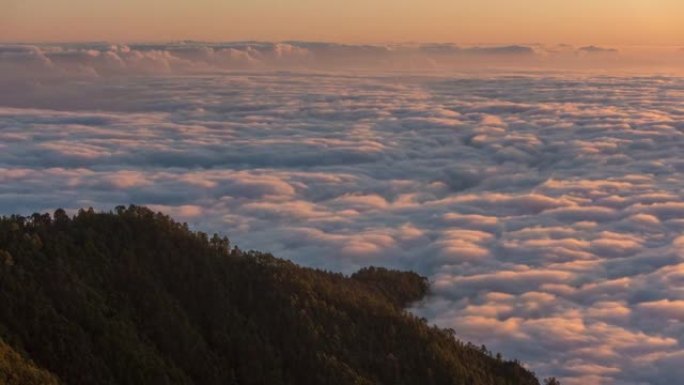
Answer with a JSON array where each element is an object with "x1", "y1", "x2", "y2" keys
[{"x1": 0, "y1": 206, "x2": 541, "y2": 385}]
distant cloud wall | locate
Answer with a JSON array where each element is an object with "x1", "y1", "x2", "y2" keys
[{"x1": 1, "y1": 42, "x2": 683, "y2": 80}]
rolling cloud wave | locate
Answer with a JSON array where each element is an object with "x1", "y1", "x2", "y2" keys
[{"x1": 1, "y1": 48, "x2": 684, "y2": 384}]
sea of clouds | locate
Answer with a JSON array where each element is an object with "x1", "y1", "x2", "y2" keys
[{"x1": 2, "y1": 42, "x2": 684, "y2": 385}]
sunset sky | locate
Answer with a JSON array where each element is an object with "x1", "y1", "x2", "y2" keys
[
  {"x1": 2, "y1": 2, "x2": 684, "y2": 384},
  {"x1": 2, "y1": 0, "x2": 683, "y2": 45}
]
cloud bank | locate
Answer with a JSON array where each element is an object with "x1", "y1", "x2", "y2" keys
[
  {"x1": 1, "y1": 48, "x2": 684, "y2": 384},
  {"x1": 1, "y1": 42, "x2": 683, "y2": 81}
]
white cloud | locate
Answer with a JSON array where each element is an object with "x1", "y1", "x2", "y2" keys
[{"x1": 1, "y1": 54, "x2": 684, "y2": 384}]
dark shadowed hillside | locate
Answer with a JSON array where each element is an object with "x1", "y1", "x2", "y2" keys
[
  {"x1": 0, "y1": 206, "x2": 541, "y2": 385},
  {"x1": 0, "y1": 338, "x2": 59, "y2": 385}
]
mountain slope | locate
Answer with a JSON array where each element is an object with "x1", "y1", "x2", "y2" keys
[
  {"x1": 0, "y1": 338, "x2": 60, "y2": 385},
  {"x1": 0, "y1": 206, "x2": 540, "y2": 385}
]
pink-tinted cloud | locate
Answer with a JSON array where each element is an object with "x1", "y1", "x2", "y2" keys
[{"x1": 1, "y1": 68, "x2": 684, "y2": 384}]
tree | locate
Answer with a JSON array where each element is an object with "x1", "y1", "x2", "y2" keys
[{"x1": 0, "y1": 206, "x2": 545, "y2": 385}]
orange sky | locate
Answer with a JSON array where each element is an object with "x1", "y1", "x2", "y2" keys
[{"x1": 2, "y1": 0, "x2": 683, "y2": 45}]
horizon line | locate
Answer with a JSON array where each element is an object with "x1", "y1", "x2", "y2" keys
[{"x1": 1, "y1": 39, "x2": 682, "y2": 48}]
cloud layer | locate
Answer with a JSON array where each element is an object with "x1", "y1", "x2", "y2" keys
[
  {"x1": 1, "y1": 41, "x2": 684, "y2": 81},
  {"x1": 1, "y1": 47, "x2": 684, "y2": 384}
]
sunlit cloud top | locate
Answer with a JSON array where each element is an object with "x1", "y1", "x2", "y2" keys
[{"x1": 2, "y1": 0, "x2": 683, "y2": 45}]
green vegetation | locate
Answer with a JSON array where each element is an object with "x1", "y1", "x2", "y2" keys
[{"x1": 0, "y1": 206, "x2": 541, "y2": 385}]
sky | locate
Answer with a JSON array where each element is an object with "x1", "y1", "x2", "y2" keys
[
  {"x1": 1, "y1": 2, "x2": 684, "y2": 384},
  {"x1": 2, "y1": 0, "x2": 683, "y2": 45}
]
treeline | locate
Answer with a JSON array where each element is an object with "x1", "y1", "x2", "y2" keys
[{"x1": 0, "y1": 206, "x2": 542, "y2": 385}]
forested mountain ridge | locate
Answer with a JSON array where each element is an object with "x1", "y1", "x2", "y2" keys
[{"x1": 0, "y1": 206, "x2": 542, "y2": 385}]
